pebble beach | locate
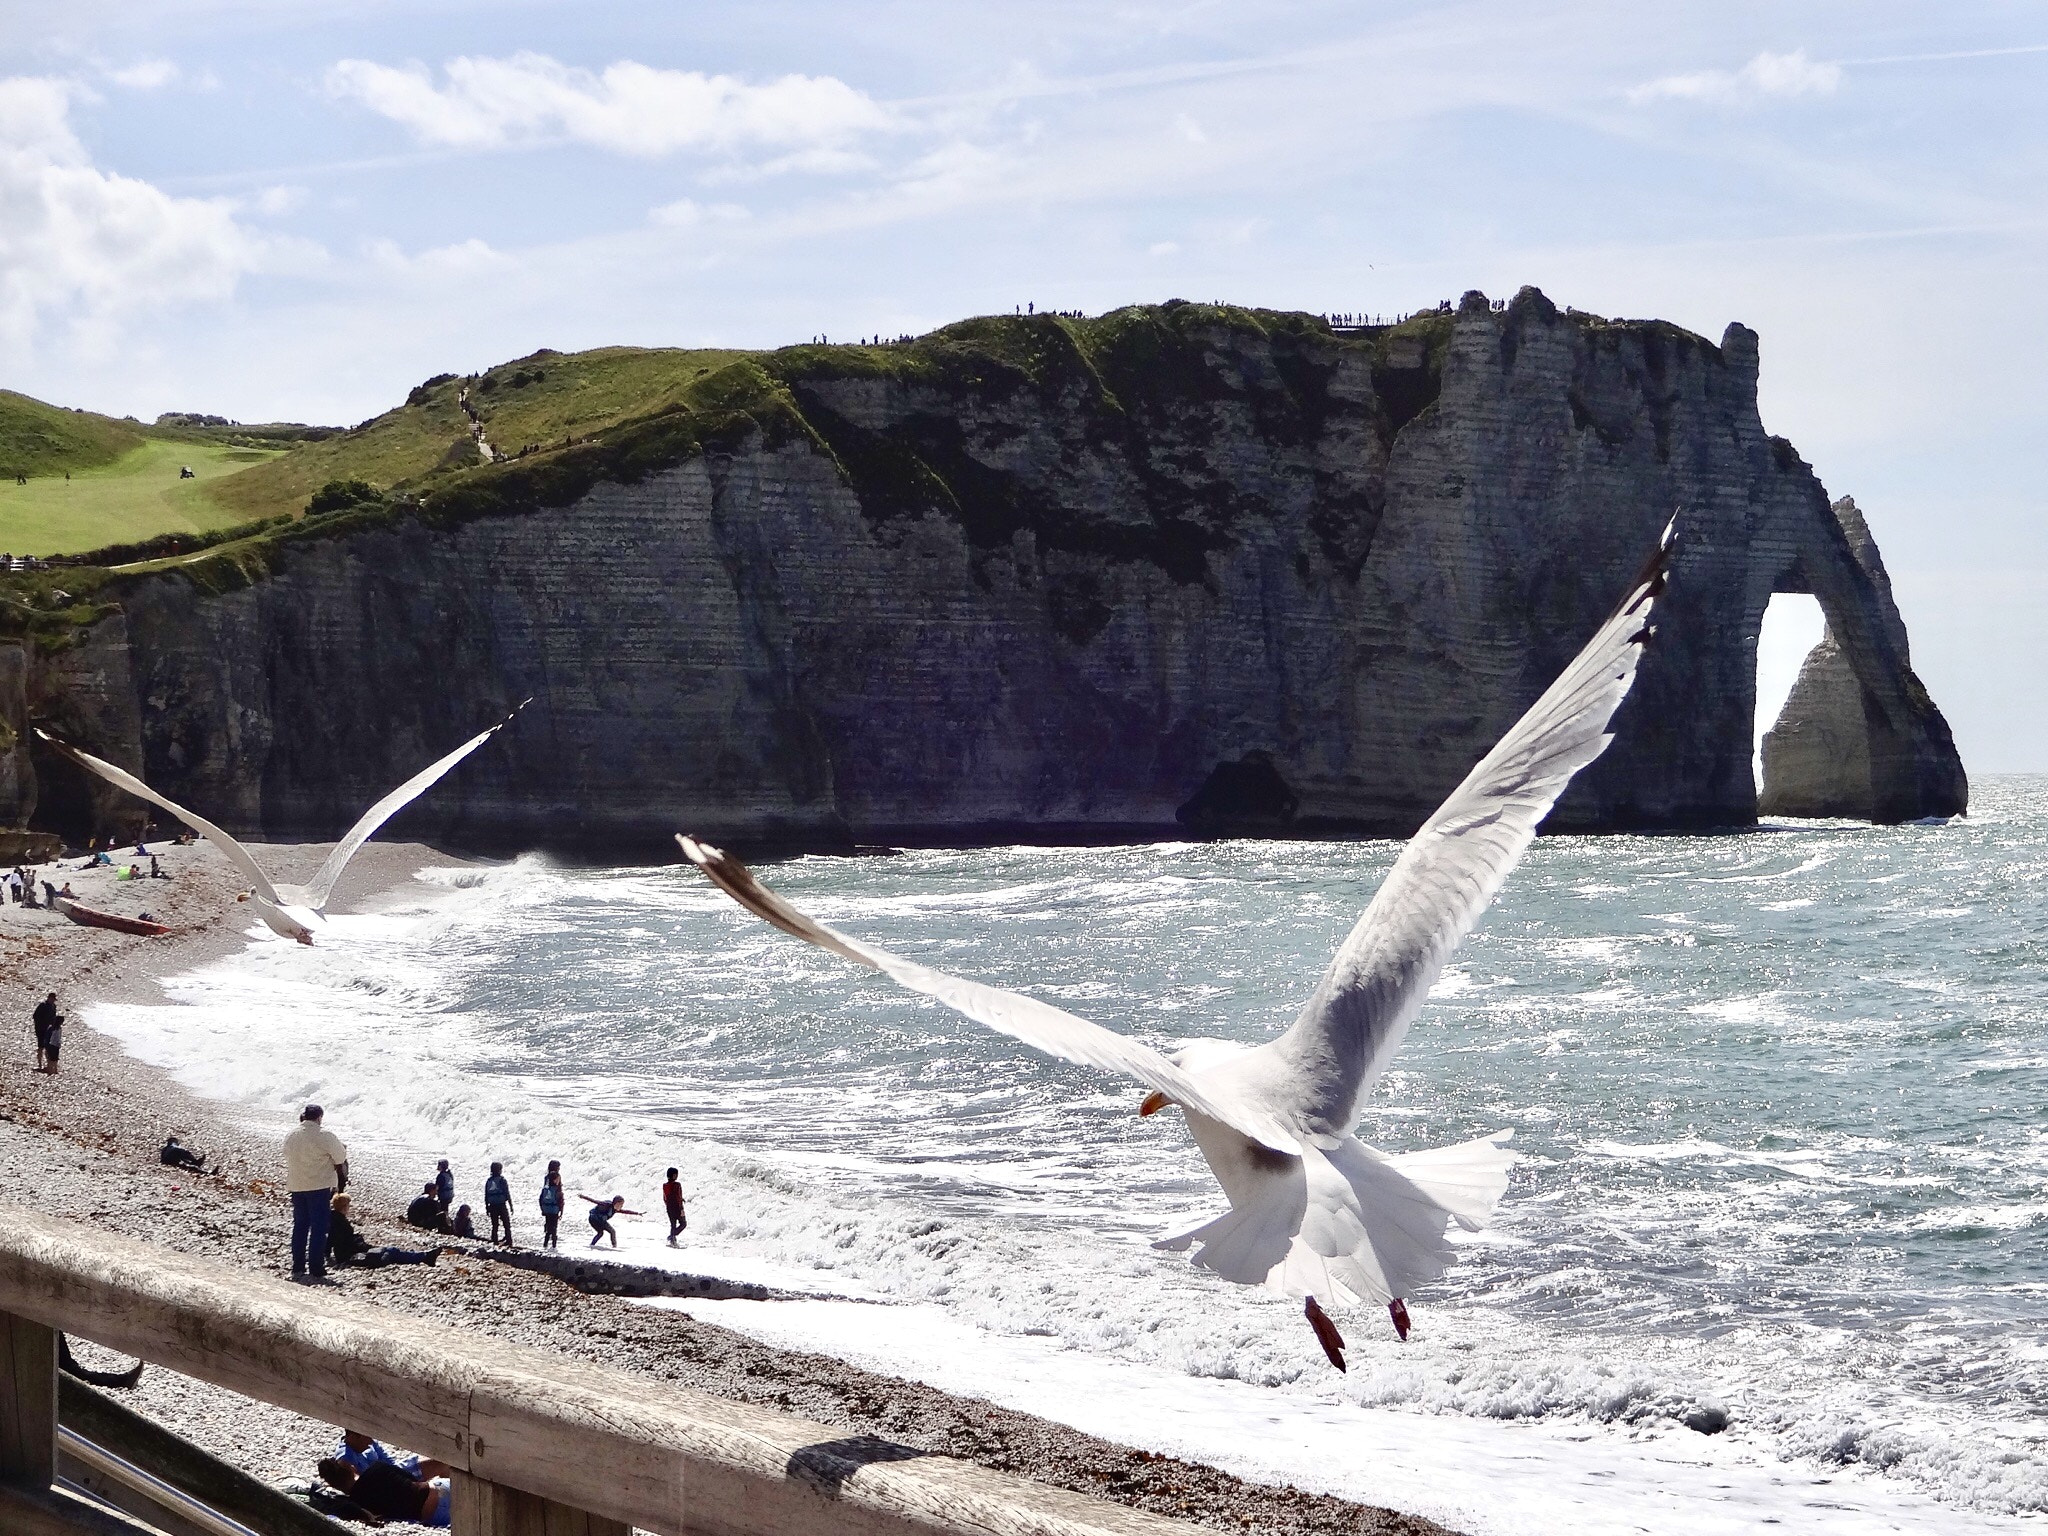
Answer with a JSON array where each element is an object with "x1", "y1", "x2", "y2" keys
[{"x1": 0, "y1": 835, "x2": 1456, "y2": 1536}]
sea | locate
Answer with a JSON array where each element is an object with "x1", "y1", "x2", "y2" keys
[{"x1": 91, "y1": 778, "x2": 2048, "y2": 1536}]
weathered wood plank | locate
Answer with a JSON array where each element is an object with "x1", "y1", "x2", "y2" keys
[
  {"x1": 452, "y1": 1470, "x2": 629, "y2": 1536},
  {"x1": 0, "y1": 1205, "x2": 1218, "y2": 1536},
  {"x1": 0, "y1": 1478, "x2": 166, "y2": 1536},
  {"x1": 0, "y1": 1309, "x2": 57, "y2": 1486}
]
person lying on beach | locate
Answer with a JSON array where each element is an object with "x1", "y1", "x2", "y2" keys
[
  {"x1": 316, "y1": 1457, "x2": 451, "y2": 1527},
  {"x1": 150, "y1": 855, "x2": 168, "y2": 880},
  {"x1": 580, "y1": 1193, "x2": 640, "y2": 1247},
  {"x1": 333, "y1": 1429, "x2": 450, "y2": 1480},
  {"x1": 405, "y1": 1184, "x2": 452, "y2": 1234},
  {"x1": 159, "y1": 1136, "x2": 207, "y2": 1173},
  {"x1": 450, "y1": 1204, "x2": 477, "y2": 1239},
  {"x1": 329, "y1": 1195, "x2": 440, "y2": 1270}
]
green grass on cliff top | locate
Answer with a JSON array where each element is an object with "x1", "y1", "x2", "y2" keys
[
  {"x1": 0, "y1": 437, "x2": 281, "y2": 556},
  {"x1": 9, "y1": 299, "x2": 1478, "y2": 584}
]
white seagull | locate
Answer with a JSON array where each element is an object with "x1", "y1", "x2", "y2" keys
[
  {"x1": 37, "y1": 705, "x2": 525, "y2": 945},
  {"x1": 679, "y1": 526, "x2": 1673, "y2": 1369}
]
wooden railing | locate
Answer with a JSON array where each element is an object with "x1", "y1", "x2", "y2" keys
[{"x1": 0, "y1": 1205, "x2": 1210, "y2": 1536}]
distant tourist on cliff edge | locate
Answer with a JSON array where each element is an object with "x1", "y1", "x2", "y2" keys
[{"x1": 283, "y1": 1105, "x2": 348, "y2": 1282}]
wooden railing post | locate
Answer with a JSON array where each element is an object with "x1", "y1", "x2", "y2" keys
[
  {"x1": 0, "y1": 1310, "x2": 57, "y2": 1489},
  {"x1": 452, "y1": 1470, "x2": 629, "y2": 1536}
]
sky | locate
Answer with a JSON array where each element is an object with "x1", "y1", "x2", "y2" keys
[{"x1": 2, "y1": 1, "x2": 2044, "y2": 772}]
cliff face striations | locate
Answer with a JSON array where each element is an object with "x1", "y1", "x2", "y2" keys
[{"x1": 1, "y1": 290, "x2": 1965, "y2": 849}]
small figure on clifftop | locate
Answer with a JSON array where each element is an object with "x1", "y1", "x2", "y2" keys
[
  {"x1": 31, "y1": 992, "x2": 61, "y2": 1074},
  {"x1": 538, "y1": 1160, "x2": 565, "y2": 1248},
  {"x1": 484, "y1": 1162, "x2": 512, "y2": 1245},
  {"x1": 662, "y1": 1167, "x2": 686, "y2": 1245},
  {"x1": 581, "y1": 1192, "x2": 640, "y2": 1248},
  {"x1": 283, "y1": 1105, "x2": 348, "y2": 1283}
]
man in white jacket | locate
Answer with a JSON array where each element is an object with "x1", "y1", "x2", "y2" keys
[{"x1": 284, "y1": 1104, "x2": 349, "y2": 1282}]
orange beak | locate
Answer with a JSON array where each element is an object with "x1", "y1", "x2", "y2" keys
[{"x1": 1139, "y1": 1090, "x2": 1170, "y2": 1116}]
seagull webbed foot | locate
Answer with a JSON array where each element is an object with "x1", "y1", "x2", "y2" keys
[{"x1": 1304, "y1": 1295, "x2": 1347, "y2": 1372}]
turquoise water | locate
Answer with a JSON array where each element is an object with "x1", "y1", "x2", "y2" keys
[{"x1": 98, "y1": 777, "x2": 2048, "y2": 1518}]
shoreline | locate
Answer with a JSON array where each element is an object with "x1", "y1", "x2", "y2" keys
[{"x1": 0, "y1": 836, "x2": 1459, "y2": 1536}]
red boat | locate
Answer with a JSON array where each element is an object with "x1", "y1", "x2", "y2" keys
[{"x1": 54, "y1": 899, "x2": 171, "y2": 937}]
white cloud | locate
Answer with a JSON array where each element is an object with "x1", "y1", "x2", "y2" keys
[
  {"x1": 106, "y1": 60, "x2": 178, "y2": 91},
  {"x1": 326, "y1": 52, "x2": 892, "y2": 160},
  {"x1": 1629, "y1": 49, "x2": 1842, "y2": 106},
  {"x1": 0, "y1": 76, "x2": 270, "y2": 352},
  {"x1": 365, "y1": 236, "x2": 509, "y2": 277},
  {"x1": 648, "y1": 197, "x2": 749, "y2": 228},
  {"x1": 254, "y1": 184, "x2": 306, "y2": 216}
]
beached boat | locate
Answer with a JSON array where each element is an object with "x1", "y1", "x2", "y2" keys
[{"x1": 54, "y1": 899, "x2": 170, "y2": 937}]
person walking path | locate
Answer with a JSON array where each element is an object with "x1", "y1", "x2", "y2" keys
[{"x1": 283, "y1": 1105, "x2": 348, "y2": 1282}]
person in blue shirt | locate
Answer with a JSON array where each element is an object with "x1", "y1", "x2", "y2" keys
[
  {"x1": 333, "y1": 1431, "x2": 421, "y2": 1477},
  {"x1": 484, "y1": 1162, "x2": 512, "y2": 1246},
  {"x1": 538, "y1": 1161, "x2": 565, "y2": 1248}
]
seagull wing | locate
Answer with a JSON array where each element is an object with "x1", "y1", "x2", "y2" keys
[
  {"x1": 677, "y1": 835, "x2": 1301, "y2": 1153},
  {"x1": 300, "y1": 702, "x2": 527, "y2": 911},
  {"x1": 34, "y1": 730, "x2": 284, "y2": 905},
  {"x1": 1275, "y1": 521, "x2": 1675, "y2": 1139}
]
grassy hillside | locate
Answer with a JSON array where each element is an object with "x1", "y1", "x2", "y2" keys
[
  {"x1": 201, "y1": 345, "x2": 750, "y2": 524},
  {"x1": 0, "y1": 390, "x2": 147, "y2": 479},
  {"x1": 0, "y1": 439, "x2": 280, "y2": 555},
  {"x1": 5, "y1": 300, "x2": 1450, "y2": 572}
]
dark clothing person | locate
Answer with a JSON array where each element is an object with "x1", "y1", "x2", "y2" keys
[
  {"x1": 484, "y1": 1168, "x2": 511, "y2": 1244},
  {"x1": 539, "y1": 1169, "x2": 564, "y2": 1249},
  {"x1": 291, "y1": 1190, "x2": 332, "y2": 1276},
  {"x1": 330, "y1": 1208, "x2": 437, "y2": 1270},
  {"x1": 32, "y1": 995, "x2": 60, "y2": 1073},
  {"x1": 406, "y1": 1187, "x2": 452, "y2": 1233},
  {"x1": 434, "y1": 1163, "x2": 455, "y2": 1209},
  {"x1": 663, "y1": 1173, "x2": 686, "y2": 1245},
  {"x1": 450, "y1": 1205, "x2": 477, "y2": 1239},
  {"x1": 160, "y1": 1137, "x2": 206, "y2": 1172}
]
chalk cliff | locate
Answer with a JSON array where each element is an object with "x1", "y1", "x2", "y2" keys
[
  {"x1": 0, "y1": 291, "x2": 1966, "y2": 850},
  {"x1": 1758, "y1": 497, "x2": 1965, "y2": 819}
]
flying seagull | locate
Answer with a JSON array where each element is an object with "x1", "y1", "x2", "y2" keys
[
  {"x1": 37, "y1": 705, "x2": 525, "y2": 945},
  {"x1": 679, "y1": 526, "x2": 1673, "y2": 1369}
]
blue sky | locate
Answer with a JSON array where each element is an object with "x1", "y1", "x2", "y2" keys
[{"x1": 3, "y1": 1, "x2": 2044, "y2": 771}]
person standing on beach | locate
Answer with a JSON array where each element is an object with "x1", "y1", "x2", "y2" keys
[
  {"x1": 662, "y1": 1168, "x2": 686, "y2": 1245},
  {"x1": 434, "y1": 1159, "x2": 455, "y2": 1212},
  {"x1": 484, "y1": 1162, "x2": 512, "y2": 1245},
  {"x1": 538, "y1": 1161, "x2": 565, "y2": 1248},
  {"x1": 31, "y1": 992, "x2": 60, "y2": 1074},
  {"x1": 283, "y1": 1105, "x2": 348, "y2": 1282}
]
